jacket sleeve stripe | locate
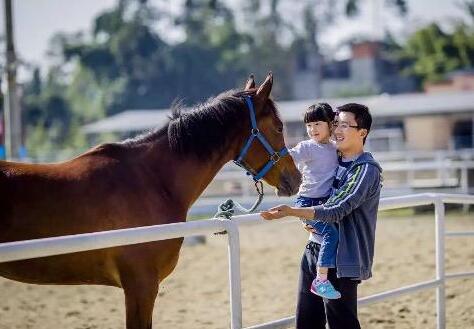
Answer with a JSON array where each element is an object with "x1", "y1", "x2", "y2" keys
[
  {"x1": 324, "y1": 164, "x2": 368, "y2": 208},
  {"x1": 325, "y1": 164, "x2": 362, "y2": 206}
]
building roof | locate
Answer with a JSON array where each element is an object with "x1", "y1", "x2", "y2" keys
[{"x1": 83, "y1": 91, "x2": 474, "y2": 134}]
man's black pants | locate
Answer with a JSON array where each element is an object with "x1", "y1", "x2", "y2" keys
[{"x1": 296, "y1": 241, "x2": 361, "y2": 329}]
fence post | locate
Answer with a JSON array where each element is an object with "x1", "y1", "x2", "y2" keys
[
  {"x1": 460, "y1": 166, "x2": 469, "y2": 213},
  {"x1": 225, "y1": 221, "x2": 243, "y2": 329},
  {"x1": 434, "y1": 196, "x2": 446, "y2": 329}
]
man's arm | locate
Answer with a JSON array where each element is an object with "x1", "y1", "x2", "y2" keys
[
  {"x1": 260, "y1": 164, "x2": 379, "y2": 222},
  {"x1": 260, "y1": 204, "x2": 315, "y2": 220},
  {"x1": 310, "y1": 163, "x2": 378, "y2": 223}
]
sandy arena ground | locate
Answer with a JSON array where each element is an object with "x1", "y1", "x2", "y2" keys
[{"x1": 0, "y1": 211, "x2": 473, "y2": 329}]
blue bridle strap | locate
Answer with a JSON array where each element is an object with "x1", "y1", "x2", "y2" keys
[{"x1": 234, "y1": 96, "x2": 289, "y2": 182}]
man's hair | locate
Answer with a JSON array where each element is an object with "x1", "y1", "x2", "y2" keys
[
  {"x1": 304, "y1": 102, "x2": 335, "y2": 124},
  {"x1": 336, "y1": 103, "x2": 372, "y2": 144}
]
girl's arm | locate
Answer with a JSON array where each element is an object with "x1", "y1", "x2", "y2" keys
[{"x1": 288, "y1": 142, "x2": 309, "y2": 164}]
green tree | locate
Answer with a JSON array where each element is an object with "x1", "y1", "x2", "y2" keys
[
  {"x1": 241, "y1": 0, "x2": 408, "y2": 97},
  {"x1": 400, "y1": 22, "x2": 474, "y2": 84},
  {"x1": 22, "y1": 67, "x2": 84, "y2": 159},
  {"x1": 22, "y1": 0, "x2": 255, "y2": 159},
  {"x1": 21, "y1": 0, "x2": 413, "y2": 160},
  {"x1": 460, "y1": 0, "x2": 474, "y2": 24},
  {"x1": 59, "y1": 0, "x2": 251, "y2": 113}
]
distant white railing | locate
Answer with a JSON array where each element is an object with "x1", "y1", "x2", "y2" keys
[
  {"x1": 0, "y1": 193, "x2": 473, "y2": 329},
  {"x1": 204, "y1": 159, "x2": 474, "y2": 202}
]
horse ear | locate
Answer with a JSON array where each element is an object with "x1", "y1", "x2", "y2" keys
[
  {"x1": 244, "y1": 74, "x2": 255, "y2": 90},
  {"x1": 256, "y1": 72, "x2": 273, "y2": 102}
]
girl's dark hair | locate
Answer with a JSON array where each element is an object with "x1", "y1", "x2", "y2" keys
[{"x1": 304, "y1": 102, "x2": 335, "y2": 124}]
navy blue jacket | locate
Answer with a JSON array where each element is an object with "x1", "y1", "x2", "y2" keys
[{"x1": 309, "y1": 152, "x2": 382, "y2": 280}]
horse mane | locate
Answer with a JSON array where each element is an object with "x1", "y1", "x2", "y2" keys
[{"x1": 121, "y1": 89, "x2": 277, "y2": 160}]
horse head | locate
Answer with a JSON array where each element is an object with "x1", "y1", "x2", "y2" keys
[{"x1": 235, "y1": 73, "x2": 301, "y2": 197}]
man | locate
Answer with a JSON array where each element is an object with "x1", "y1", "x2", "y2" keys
[{"x1": 261, "y1": 103, "x2": 383, "y2": 329}]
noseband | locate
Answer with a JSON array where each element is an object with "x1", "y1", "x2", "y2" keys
[{"x1": 233, "y1": 96, "x2": 289, "y2": 182}]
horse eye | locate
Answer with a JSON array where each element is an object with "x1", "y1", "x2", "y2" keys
[{"x1": 276, "y1": 126, "x2": 284, "y2": 134}]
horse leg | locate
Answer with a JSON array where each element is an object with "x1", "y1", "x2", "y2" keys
[
  {"x1": 119, "y1": 240, "x2": 183, "y2": 329},
  {"x1": 122, "y1": 271, "x2": 160, "y2": 329}
]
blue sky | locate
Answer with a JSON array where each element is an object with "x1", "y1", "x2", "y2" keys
[{"x1": 0, "y1": 0, "x2": 469, "y2": 81}]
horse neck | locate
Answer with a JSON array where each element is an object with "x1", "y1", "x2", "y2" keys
[{"x1": 144, "y1": 133, "x2": 243, "y2": 214}]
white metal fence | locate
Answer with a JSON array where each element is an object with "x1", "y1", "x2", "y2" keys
[{"x1": 0, "y1": 193, "x2": 473, "y2": 329}]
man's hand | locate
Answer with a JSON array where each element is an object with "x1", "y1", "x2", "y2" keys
[
  {"x1": 260, "y1": 205, "x2": 293, "y2": 220},
  {"x1": 260, "y1": 205, "x2": 316, "y2": 221}
]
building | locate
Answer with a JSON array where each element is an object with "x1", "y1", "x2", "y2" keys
[
  {"x1": 424, "y1": 70, "x2": 474, "y2": 94},
  {"x1": 292, "y1": 40, "x2": 417, "y2": 99}
]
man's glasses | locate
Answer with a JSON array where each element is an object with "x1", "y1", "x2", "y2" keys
[{"x1": 332, "y1": 121, "x2": 360, "y2": 130}]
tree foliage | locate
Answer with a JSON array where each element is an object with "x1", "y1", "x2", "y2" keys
[
  {"x1": 20, "y1": 0, "x2": 413, "y2": 159},
  {"x1": 400, "y1": 20, "x2": 474, "y2": 84}
]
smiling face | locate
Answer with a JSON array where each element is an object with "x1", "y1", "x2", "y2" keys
[
  {"x1": 306, "y1": 121, "x2": 331, "y2": 143},
  {"x1": 333, "y1": 111, "x2": 367, "y2": 156}
]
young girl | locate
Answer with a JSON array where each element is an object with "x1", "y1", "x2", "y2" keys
[{"x1": 288, "y1": 103, "x2": 341, "y2": 299}]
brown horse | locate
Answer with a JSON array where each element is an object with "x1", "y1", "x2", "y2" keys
[{"x1": 0, "y1": 74, "x2": 301, "y2": 329}]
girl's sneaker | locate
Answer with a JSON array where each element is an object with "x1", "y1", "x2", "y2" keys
[{"x1": 310, "y1": 278, "x2": 341, "y2": 299}]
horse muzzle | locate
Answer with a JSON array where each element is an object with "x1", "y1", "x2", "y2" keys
[{"x1": 276, "y1": 170, "x2": 302, "y2": 197}]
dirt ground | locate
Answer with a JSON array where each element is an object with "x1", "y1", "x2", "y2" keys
[{"x1": 0, "y1": 211, "x2": 473, "y2": 329}]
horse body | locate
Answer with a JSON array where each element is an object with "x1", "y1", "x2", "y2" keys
[
  {"x1": 0, "y1": 137, "x2": 221, "y2": 281},
  {"x1": 0, "y1": 74, "x2": 301, "y2": 329}
]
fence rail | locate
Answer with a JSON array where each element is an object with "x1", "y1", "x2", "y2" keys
[{"x1": 0, "y1": 193, "x2": 473, "y2": 329}]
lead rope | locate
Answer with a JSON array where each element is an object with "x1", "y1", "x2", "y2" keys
[{"x1": 213, "y1": 180, "x2": 264, "y2": 235}]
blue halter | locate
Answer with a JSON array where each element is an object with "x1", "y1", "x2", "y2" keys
[{"x1": 234, "y1": 96, "x2": 289, "y2": 182}]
